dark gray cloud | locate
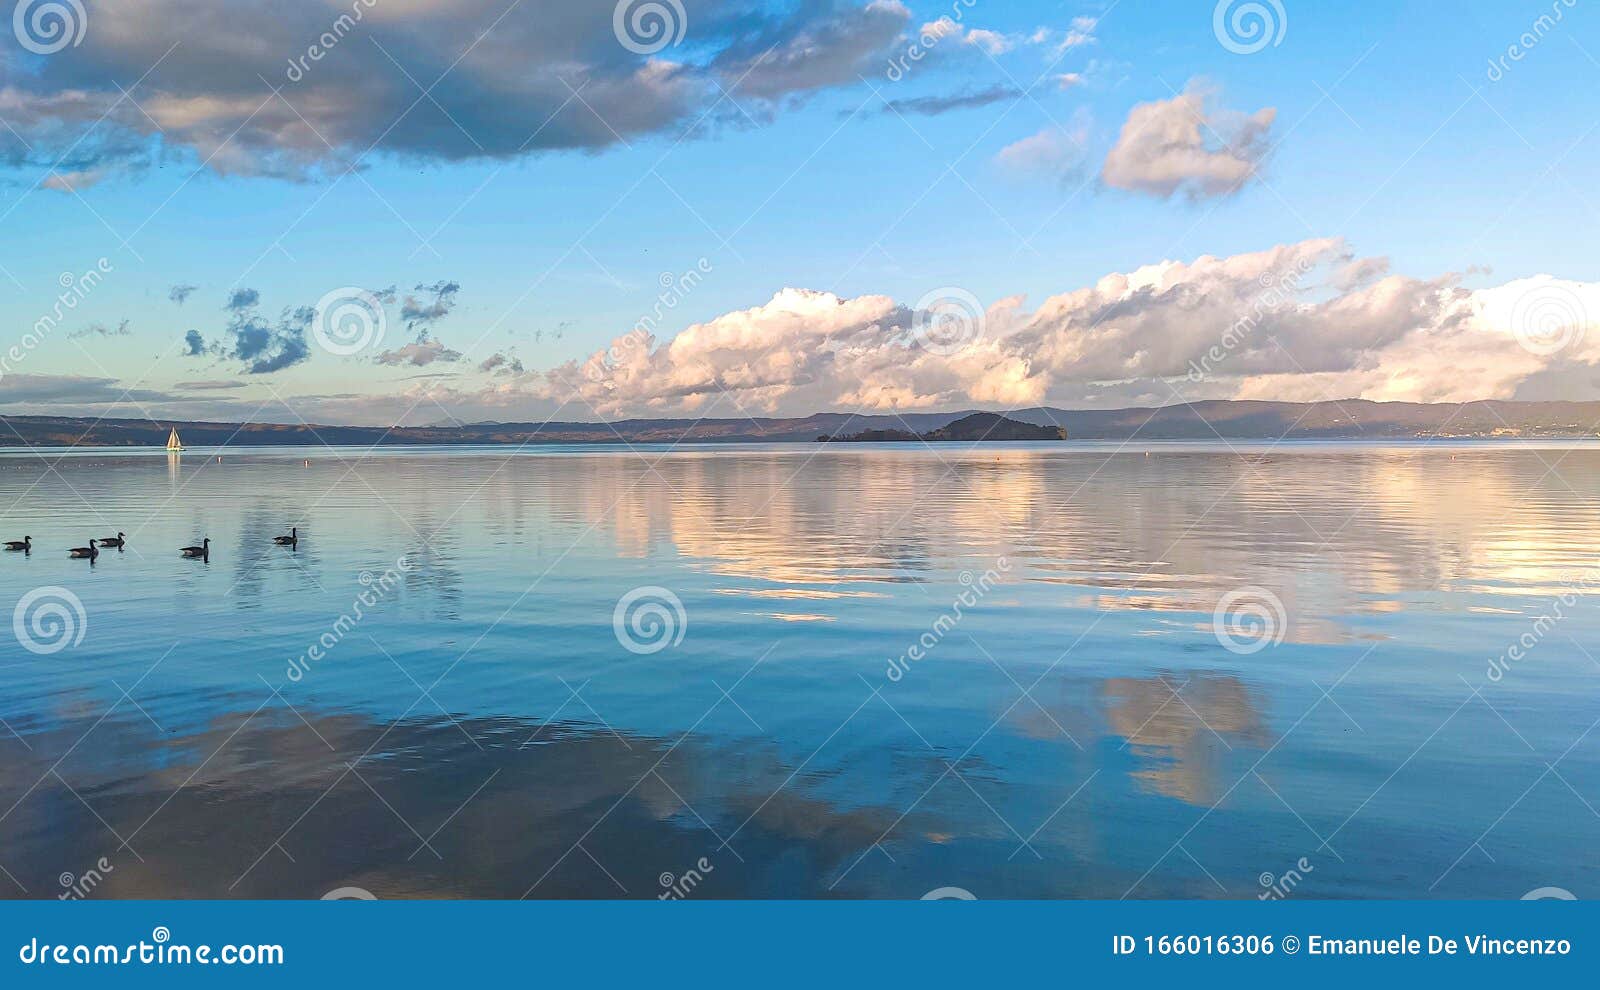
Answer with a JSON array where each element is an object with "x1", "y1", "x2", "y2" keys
[
  {"x1": 869, "y1": 85, "x2": 1021, "y2": 117},
  {"x1": 175, "y1": 379, "x2": 247, "y2": 391},
  {"x1": 227, "y1": 306, "x2": 312, "y2": 374},
  {"x1": 479, "y1": 351, "x2": 524, "y2": 374},
  {"x1": 374, "y1": 340, "x2": 462, "y2": 367},
  {"x1": 183, "y1": 330, "x2": 208, "y2": 356},
  {"x1": 0, "y1": 372, "x2": 193, "y2": 405},
  {"x1": 226, "y1": 288, "x2": 260, "y2": 311},
  {"x1": 402, "y1": 280, "x2": 460, "y2": 333},
  {"x1": 68, "y1": 319, "x2": 132, "y2": 339},
  {"x1": 1, "y1": 1, "x2": 917, "y2": 184},
  {"x1": 169, "y1": 284, "x2": 198, "y2": 305}
]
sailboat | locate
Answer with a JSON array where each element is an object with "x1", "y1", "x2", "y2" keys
[{"x1": 166, "y1": 427, "x2": 184, "y2": 452}]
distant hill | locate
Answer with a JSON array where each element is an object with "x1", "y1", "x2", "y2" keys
[
  {"x1": 1, "y1": 399, "x2": 1598, "y2": 448},
  {"x1": 821, "y1": 412, "x2": 1067, "y2": 442}
]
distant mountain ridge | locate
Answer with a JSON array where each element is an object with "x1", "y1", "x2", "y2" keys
[
  {"x1": 821, "y1": 412, "x2": 1068, "y2": 442},
  {"x1": 2, "y1": 399, "x2": 1598, "y2": 447}
]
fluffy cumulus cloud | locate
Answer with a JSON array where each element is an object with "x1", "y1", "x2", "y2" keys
[
  {"x1": 0, "y1": 0, "x2": 966, "y2": 185},
  {"x1": 415, "y1": 238, "x2": 1595, "y2": 421},
  {"x1": 1102, "y1": 81, "x2": 1276, "y2": 199}
]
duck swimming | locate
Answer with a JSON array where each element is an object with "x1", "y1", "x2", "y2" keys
[
  {"x1": 69, "y1": 539, "x2": 98, "y2": 560},
  {"x1": 3, "y1": 536, "x2": 29, "y2": 552},
  {"x1": 273, "y1": 527, "x2": 297, "y2": 546},
  {"x1": 180, "y1": 538, "x2": 210, "y2": 560},
  {"x1": 98, "y1": 532, "x2": 126, "y2": 549}
]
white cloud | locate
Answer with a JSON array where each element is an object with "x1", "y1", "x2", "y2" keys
[
  {"x1": 1102, "y1": 81, "x2": 1276, "y2": 199},
  {"x1": 495, "y1": 239, "x2": 1600, "y2": 419}
]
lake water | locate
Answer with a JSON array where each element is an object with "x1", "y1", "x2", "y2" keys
[{"x1": 1, "y1": 442, "x2": 1598, "y2": 900}]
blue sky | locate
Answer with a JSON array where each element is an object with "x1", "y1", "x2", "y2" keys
[{"x1": 1, "y1": 0, "x2": 1596, "y2": 424}]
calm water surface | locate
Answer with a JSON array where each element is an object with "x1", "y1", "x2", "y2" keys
[{"x1": 2, "y1": 442, "x2": 1598, "y2": 899}]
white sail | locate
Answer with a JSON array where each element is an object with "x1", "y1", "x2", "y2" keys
[{"x1": 166, "y1": 428, "x2": 183, "y2": 451}]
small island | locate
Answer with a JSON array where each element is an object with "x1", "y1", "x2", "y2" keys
[{"x1": 819, "y1": 412, "x2": 1067, "y2": 442}]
